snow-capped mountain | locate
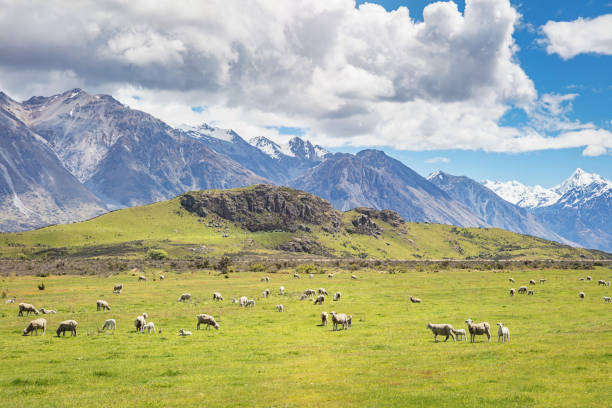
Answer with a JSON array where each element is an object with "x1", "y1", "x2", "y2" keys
[
  {"x1": 482, "y1": 180, "x2": 560, "y2": 208},
  {"x1": 249, "y1": 136, "x2": 329, "y2": 162},
  {"x1": 553, "y1": 168, "x2": 612, "y2": 207}
]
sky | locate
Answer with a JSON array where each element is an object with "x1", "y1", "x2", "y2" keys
[{"x1": 0, "y1": 0, "x2": 610, "y2": 187}]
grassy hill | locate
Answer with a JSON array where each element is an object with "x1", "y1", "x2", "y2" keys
[{"x1": 1, "y1": 185, "x2": 609, "y2": 261}]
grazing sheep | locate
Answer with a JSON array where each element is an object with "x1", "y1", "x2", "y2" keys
[
  {"x1": 579, "y1": 278, "x2": 585, "y2": 281},
  {"x1": 586, "y1": 276, "x2": 592, "y2": 281},
  {"x1": 539, "y1": 279, "x2": 546, "y2": 284},
  {"x1": 527, "y1": 290, "x2": 534, "y2": 295},
  {"x1": 231, "y1": 297, "x2": 237, "y2": 304},
  {"x1": 113, "y1": 283, "x2": 123, "y2": 294},
  {"x1": 276, "y1": 304, "x2": 284, "y2": 312},
  {"x1": 213, "y1": 292, "x2": 224, "y2": 301},
  {"x1": 178, "y1": 328, "x2": 192, "y2": 336},
  {"x1": 465, "y1": 319, "x2": 491, "y2": 343},
  {"x1": 321, "y1": 311, "x2": 328, "y2": 326},
  {"x1": 56, "y1": 320, "x2": 78, "y2": 337},
  {"x1": 299, "y1": 294, "x2": 308, "y2": 301},
  {"x1": 134, "y1": 315, "x2": 146, "y2": 332},
  {"x1": 509, "y1": 288, "x2": 515, "y2": 296},
  {"x1": 452, "y1": 328, "x2": 467, "y2": 341},
  {"x1": 333, "y1": 292, "x2": 341, "y2": 301},
  {"x1": 330, "y1": 312, "x2": 348, "y2": 331},
  {"x1": 293, "y1": 273, "x2": 300, "y2": 279},
  {"x1": 39, "y1": 308, "x2": 57, "y2": 314},
  {"x1": 141, "y1": 312, "x2": 148, "y2": 319},
  {"x1": 177, "y1": 293, "x2": 192, "y2": 302},
  {"x1": 96, "y1": 300, "x2": 111, "y2": 311},
  {"x1": 603, "y1": 296, "x2": 611, "y2": 303},
  {"x1": 138, "y1": 275, "x2": 147, "y2": 281},
  {"x1": 18, "y1": 303, "x2": 39, "y2": 316},
  {"x1": 314, "y1": 295, "x2": 325, "y2": 305},
  {"x1": 279, "y1": 286, "x2": 285, "y2": 295},
  {"x1": 304, "y1": 289, "x2": 317, "y2": 297},
  {"x1": 529, "y1": 279, "x2": 536, "y2": 285},
  {"x1": 409, "y1": 296, "x2": 422, "y2": 303},
  {"x1": 144, "y1": 322, "x2": 156, "y2": 333},
  {"x1": 102, "y1": 319, "x2": 116, "y2": 330},
  {"x1": 598, "y1": 280, "x2": 606, "y2": 286},
  {"x1": 509, "y1": 278, "x2": 515, "y2": 283},
  {"x1": 426, "y1": 323, "x2": 456, "y2": 342},
  {"x1": 239, "y1": 296, "x2": 249, "y2": 307},
  {"x1": 318, "y1": 288, "x2": 328, "y2": 296},
  {"x1": 23, "y1": 318, "x2": 47, "y2": 336},
  {"x1": 518, "y1": 286, "x2": 527, "y2": 294},
  {"x1": 262, "y1": 289, "x2": 271, "y2": 298},
  {"x1": 579, "y1": 292, "x2": 585, "y2": 299},
  {"x1": 328, "y1": 273, "x2": 334, "y2": 278},
  {"x1": 260, "y1": 276, "x2": 270, "y2": 282},
  {"x1": 309, "y1": 274, "x2": 314, "y2": 279},
  {"x1": 196, "y1": 314, "x2": 219, "y2": 330},
  {"x1": 351, "y1": 274, "x2": 358, "y2": 280},
  {"x1": 347, "y1": 315, "x2": 353, "y2": 328},
  {"x1": 159, "y1": 275, "x2": 164, "y2": 281},
  {"x1": 497, "y1": 323, "x2": 510, "y2": 343},
  {"x1": 6, "y1": 297, "x2": 15, "y2": 304},
  {"x1": 245, "y1": 299, "x2": 255, "y2": 308},
  {"x1": 607, "y1": 282, "x2": 611, "y2": 287}
]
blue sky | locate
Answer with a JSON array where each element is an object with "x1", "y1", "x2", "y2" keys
[{"x1": 348, "y1": 0, "x2": 612, "y2": 185}]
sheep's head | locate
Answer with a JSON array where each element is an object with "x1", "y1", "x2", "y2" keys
[
  {"x1": 426, "y1": 323, "x2": 432, "y2": 329},
  {"x1": 22, "y1": 328, "x2": 28, "y2": 335},
  {"x1": 465, "y1": 319, "x2": 473, "y2": 324},
  {"x1": 497, "y1": 323, "x2": 504, "y2": 327}
]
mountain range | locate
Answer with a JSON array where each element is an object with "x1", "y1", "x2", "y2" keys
[{"x1": 0, "y1": 88, "x2": 610, "y2": 253}]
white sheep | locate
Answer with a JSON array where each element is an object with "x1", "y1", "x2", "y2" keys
[
  {"x1": 509, "y1": 278, "x2": 515, "y2": 283},
  {"x1": 141, "y1": 312, "x2": 149, "y2": 319},
  {"x1": 351, "y1": 274, "x2": 358, "y2": 280},
  {"x1": 529, "y1": 279, "x2": 536, "y2": 285},
  {"x1": 144, "y1": 322, "x2": 156, "y2": 333},
  {"x1": 96, "y1": 300, "x2": 111, "y2": 311},
  {"x1": 245, "y1": 299, "x2": 255, "y2": 308},
  {"x1": 113, "y1": 283, "x2": 123, "y2": 294},
  {"x1": 134, "y1": 315, "x2": 146, "y2": 332},
  {"x1": 5, "y1": 297, "x2": 15, "y2": 304},
  {"x1": 299, "y1": 294, "x2": 308, "y2": 301},
  {"x1": 409, "y1": 296, "x2": 422, "y2": 303},
  {"x1": 260, "y1": 276, "x2": 270, "y2": 282},
  {"x1": 56, "y1": 320, "x2": 78, "y2": 337},
  {"x1": 465, "y1": 319, "x2": 491, "y2": 343},
  {"x1": 579, "y1": 292, "x2": 585, "y2": 299},
  {"x1": 586, "y1": 276, "x2": 592, "y2": 281},
  {"x1": 330, "y1": 312, "x2": 348, "y2": 331},
  {"x1": 328, "y1": 273, "x2": 334, "y2": 278},
  {"x1": 321, "y1": 311, "x2": 328, "y2": 326},
  {"x1": 426, "y1": 323, "x2": 455, "y2": 342},
  {"x1": 213, "y1": 292, "x2": 224, "y2": 301},
  {"x1": 102, "y1": 319, "x2": 116, "y2": 330},
  {"x1": 347, "y1": 315, "x2": 353, "y2": 328},
  {"x1": 309, "y1": 274, "x2": 314, "y2": 279},
  {"x1": 607, "y1": 282, "x2": 611, "y2": 287},
  {"x1": 159, "y1": 275, "x2": 165, "y2": 281},
  {"x1": 603, "y1": 296, "x2": 611, "y2": 303},
  {"x1": 451, "y1": 328, "x2": 467, "y2": 341},
  {"x1": 178, "y1": 328, "x2": 192, "y2": 336},
  {"x1": 239, "y1": 296, "x2": 249, "y2": 307},
  {"x1": 39, "y1": 308, "x2": 57, "y2": 314},
  {"x1": 262, "y1": 289, "x2": 270, "y2": 298},
  {"x1": 279, "y1": 286, "x2": 285, "y2": 295},
  {"x1": 177, "y1": 293, "x2": 192, "y2": 302},
  {"x1": 509, "y1": 288, "x2": 515, "y2": 296},
  {"x1": 231, "y1": 297, "x2": 237, "y2": 303},
  {"x1": 539, "y1": 279, "x2": 546, "y2": 284},
  {"x1": 276, "y1": 304, "x2": 284, "y2": 312},
  {"x1": 138, "y1": 275, "x2": 147, "y2": 281},
  {"x1": 598, "y1": 280, "x2": 606, "y2": 286},
  {"x1": 318, "y1": 288, "x2": 328, "y2": 296},
  {"x1": 518, "y1": 286, "x2": 527, "y2": 294},
  {"x1": 18, "y1": 303, "x2": 39, "y2": 316},
  {"x1": 293, "y1": 273, "x2": 300, "y2": 279},
  {"x1": 333, "y1": 292, "x2": 341, "y2": 301},
  {"x1": 527, "y1": 290, "x2": 534, "y2": 295},
  {"x1": 314, "y1": 295, "x2": 325, "y2": 305},
  {"x1": 23, "y1": 318, "x2": 47, "y2": 336},
  {"x1": 303, "y1": 289, "x2": 316, "y2": 297},
  {"x1": 579, "y1": 277, "x2": 585, "y2": 281},
  {"x1": 196, "y1": 314, "x2": 219, "y2": 330},
  {"x1": 497, "y1": 323, "x2": 510, "y2": 343}
]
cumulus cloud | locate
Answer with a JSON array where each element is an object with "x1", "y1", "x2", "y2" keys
[
  {"x1": 540, "y1": 14, "x2": 612, "y2": 59},
  {"x1": 0, "y1": 0, "x2": 609, "y2": 156}
]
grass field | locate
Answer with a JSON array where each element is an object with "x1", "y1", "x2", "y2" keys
[{"x1": 1, "y1": 266, "x2": 611, "y2": 407}]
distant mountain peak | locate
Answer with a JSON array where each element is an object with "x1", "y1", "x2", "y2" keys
[
  {"x1": 483, "y1": 179, "x2": 560, "y2": 208},
  {"x1": 181, "y1": 123, "x2": 238, "y2": 142},
  {"x1": 249, "y1": 135, "x2": 329, "y2": 161},
  {"x1": 555, "y1": 168, "x2": 609, "y2": 195}
]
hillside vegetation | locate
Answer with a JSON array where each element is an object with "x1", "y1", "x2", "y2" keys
[{"x1": 0, "y1": 185, "x2": 609, "y2": 261}]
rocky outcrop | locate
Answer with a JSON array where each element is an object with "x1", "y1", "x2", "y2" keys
[
  {"x1": 351, "y1": 214, "x2": 382, "y2": 236},
  {"x1": 180, "y1": 184, "x2": 342, "y2": 232},
  {"x1": 354, "y1": 207, "x2": 405, "y2": 227},
  {"x1": 278, "y1": 237, "x2": 328, "y2": 255}
]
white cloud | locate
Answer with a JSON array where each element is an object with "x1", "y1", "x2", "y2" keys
[
  {"x1": 426, "y1": 157, "x2": 451, "y2": 163},
  {"x1": 0, "y1": 0, "x2": 609, "y2": 156},
  {"x1": 582, "y1": 145, "x2": 608, "y2": 157},
  {"x1": 540, "y1": 14, "x2": 612, "y2": 59}
]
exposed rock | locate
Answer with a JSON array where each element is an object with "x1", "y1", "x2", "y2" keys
[
  {"x1": 351, "y1": 214, "x2": 382, "y2": 236},
  {"x1": 354, "y1": 207, "x2": 405, "y2": 227},
  {"x1": 278, "y1": 237, "x2": 327, "y2": 255}
]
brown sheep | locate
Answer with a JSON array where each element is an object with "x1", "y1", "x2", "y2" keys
[
  {"x1": 56, "y1": 320, "x2": 78, "y2": 337},
  {"x1": 314, "y1": 295, "x2": 325, "y2": 305},
  {"x1": 18, "y1": 303, "x2": 39, "y2": 316}
]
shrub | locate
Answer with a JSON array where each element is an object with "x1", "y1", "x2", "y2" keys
[
  {"x1": 216, "y1": 256, "x2": 232, "y2": 273},
  {"x1": 148, "y1": 249, "x2": 169, "y2": 260}
]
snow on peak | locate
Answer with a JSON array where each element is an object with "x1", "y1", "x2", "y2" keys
[
  {"x1": 427, "y1": 171, "x2": 444, "y2": 181},
  {"x1": 182, "y1": 123, "x2": 237, "y2": 142},
  {"x1": 482, "y1": 180, "x2": 560, "y2": 208},
  {"x1": 554, "y1": 168, "x2": 608, "y2": 195},
  {"x1": 249, "y1": 136, "x2": 328, "y2": 161},
  {"x1": 249, "y1": 136, "x2": 283, "y2": 159}
]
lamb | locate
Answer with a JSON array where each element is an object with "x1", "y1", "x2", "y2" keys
[
  {"x1": 196, "y1": 314, "x2": 219, "y2": 330},
  {"x1": 318, "y1": 288, "x2": 328, "y2": 296},
  {"x1": 518, "y1": 286, "x2": 527, "y2": 294},
  {"x1": 23, "y1": 318, "x2": 47, "y2": 336},
  {"x1": 144, "y1": 322, "x2": 156, "y2": 333},
  {"x1": 102, "y1": 319, "x2": 116, "y2": 330},
  {"x1": 497, "y1": 323, "x2": 510, "y2": 343},
  {"x1": 328, "y1": 273, "x2": 334, "y2": 278},
  {"x1": 426, "y1": 323, "x2": 455, "y2": 342},
  {"x1": 579, "y1": 292, "x2": 585, "y2": 299},
  {"x1": 96, "y1": 300, "x2": 111, "y2": 311},
  {"x1": 239, "y1": 296, "x2": 249, "y2": 307},
  {"x1": 509, "y1": 288, "x2": 515, "y2": 296},
  {"x1": 351, "y1": 274, "x2": 358, "y2": 280},
  {"x1": 293, "y1": 273, "x2": 300, "y2": 279},
  {"x1": 607, "y1": 282, "x2": 611, "y2": 287},
  {"x1": 178, "y1": 328, "x2": 192, "y2": 336},
  {"x1": 279, "y1": 286, "x2": 285, "y2": 295},
  {"x1": 509, "y1": 278, "x2": 515, "y2": 283},
  {"x1": 113, "y1": 283, "x2": 123, "y2": 294},
  {"x1": 465, "y1": 319, "x2": 491, "y2": 343},
  {"x1": 138, "y1": 275, "x2": 147, "y2": 281},
  {"x1": 309, "y1": 274, "x2": 314, "y2": 279},
  {"x1": 314, "y1": 295, "x2": 325, "y2": 305},
  {"x1": 409, "y1": 296, "x2": 422, "y2": 303},
  {"x1": 299, "y1": 294, "x2": 308, "y2": 301},
  {"x1": 18, "y1": 303, "x2": 39, "y2": 316},
  {"x1": 451, "y1": 328, "x2": 467, "y2": 341},
  {"x1": 276, "y1": 304, "x2": 284, "y2": 312},
  {"x1": 527, "y1": 290, "x2": 534, "y2": 295},
  {"x1": 262, "y1": 289, "x2": 270, "y2": 298},
  {"x1": 159, "y1": 275, "x2": 165, "y2": 281},
  {"x1": 260, "y1": 276, "x2": 270, "y2": 282},
  {"x1": 56, "y1": 320, "x2": 78, "y2": 337},
  {"x1": 539, "y1": 279, "x2": 546, "y2": 284},
  {"x1": 39, "y1": 308, "x2": 57, "y2": 314},
  {"x1": 134, "y1": 315, "x2": 146, "y2": 332},
  {"x1": 529, "y1": 279, "x2": 536, "y2": 285},
  {"x1": 321, "y1": 311, "x2": 328, "y2": 326},
  {"x1": 586, "y1": 276, "x2": 592, "y2": 281},
  {"x1": 603, "y1": 296, "x2": 611, "y2": 303},
  {"x1": 346, "y1": 315, "x2": 353, "y2": 328},
  {"x1": 213, "y1": 292, "x2": 224, "y2": 301},
  {"x1": 245, "y1": 299, "x2": 255, "y2": 308},
  {"x1": 5, "y1": 297, "x2": 15, "y2": 304},
  {"x1": 177, "y1": 293, "x2": 192, "y2": 302},
  {"x1": 231, "y1": 297, "x2": 238, "y2": 304},
  {"x1": 333, "y1": 292, "x2": 341, "y2": 301},
  {"x1": 330, "y1": 312, "x2": 348, "y2": 330},
  {"x1": 598, "y1": 280, "x2": 606, "y2": 286}
]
